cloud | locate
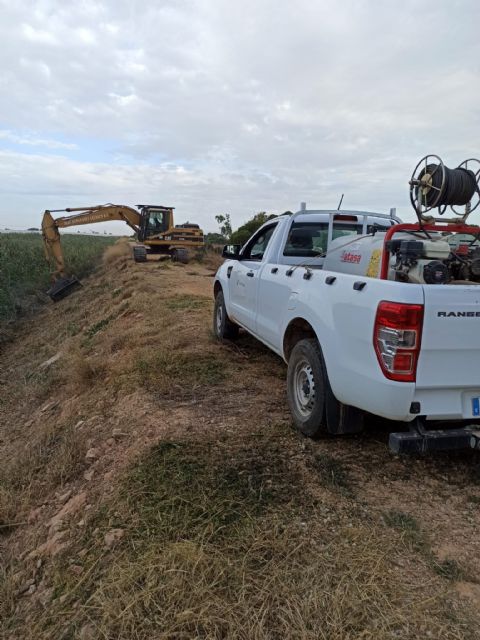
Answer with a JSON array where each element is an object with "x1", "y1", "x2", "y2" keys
[
  {"x1": 0, "y1": 0, "x2": 479, "y2": 232},
  {"x1": 0, "y1": 130, "x2": 78, "y2": 150}
]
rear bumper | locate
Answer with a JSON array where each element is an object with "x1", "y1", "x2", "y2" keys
[{"x1": 413, "y1": 387, "x2": 480, "y2": 421}]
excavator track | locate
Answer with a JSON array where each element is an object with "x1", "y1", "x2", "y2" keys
[
  {"x1": 133, "y1": 245, "x2": 148, "y2": 263},
  {"x1": 171, "y1": 248, "x2": 189, "y2": 264}
]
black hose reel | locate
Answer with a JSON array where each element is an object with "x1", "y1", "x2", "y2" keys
[{"x1": 409, "y1": 155, "x2": 480, "y2": 223}]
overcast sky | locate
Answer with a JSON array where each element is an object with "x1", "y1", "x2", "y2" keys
[{"x1": 0, "y1": 0, "x2": 479, "y2": 233}]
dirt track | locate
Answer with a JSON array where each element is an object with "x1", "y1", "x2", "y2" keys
[{"x1": 2, "y1": 244, "x2": 480, "y2": 638}]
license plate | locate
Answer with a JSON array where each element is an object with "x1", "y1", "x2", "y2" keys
[{"x1": 473, "y1": 398, "x2": 480, "y2": 417}]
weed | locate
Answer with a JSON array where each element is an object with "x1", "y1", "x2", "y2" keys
[
  {"x1": 66, "y1": 321, "x2": 80, "y2": 336},
  {"x1": 308, "y1": 451, "x2": 354, "y2": 496},
  {"x1": 384, "y1": 509, "x2": 420, "y2": 532},
  {"x1": 121, "y1": 441, "x2": 295, "y2": 544},
  {"x1": 432, "y1": 558, "x2": 464, "y2": 581},
  {"x1": 383, "y1": 510, "x2": 428, "y2": 551},
  {"x1": 165, "y1": 294, "x2": 210, "y2": 311},
  {"x1": 136, "y1": 351, "x2": 225, "y2": 394},
  {"x1": 85, "y1": 316, "x2": 113, "y2": 338}
]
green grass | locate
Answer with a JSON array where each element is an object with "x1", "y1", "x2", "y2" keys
[
  {"x1": 0, "y1": 233, "x2": 115, "y2": 325},
  {"x1": 136, "y1": 351, "x2": 226, "y2": 395},
  {"x1": 165, "y1": 294, "x2": 210, "y2": 311},
  {"x1": 84, "y1": 315, "x2": 113, "y2": 338}
]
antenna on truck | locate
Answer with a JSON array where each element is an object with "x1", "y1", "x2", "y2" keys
[{"x1": 337, "y1": 194, "x2": 344, "y2": 210}]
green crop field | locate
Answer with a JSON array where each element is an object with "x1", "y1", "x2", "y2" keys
[{"x1": 0, "y1": 233, "x2": 116, "y2": 326}]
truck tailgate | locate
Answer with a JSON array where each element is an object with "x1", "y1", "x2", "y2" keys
[{"x1": 417, "y1": 285, "x2": 480, "y2": 389}]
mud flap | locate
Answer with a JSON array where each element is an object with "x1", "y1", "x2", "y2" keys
[{"x1": 47, "y1": 276, "x2": 82, "y2": 302}]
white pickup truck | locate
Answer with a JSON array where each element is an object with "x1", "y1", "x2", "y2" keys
[{"x1": 213, "y1": 207, "x2": 480, "y2": 453}]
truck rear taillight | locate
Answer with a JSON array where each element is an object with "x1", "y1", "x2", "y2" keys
[{"x1": 374, "y1": 301, "x2": 424, "y2": 382}]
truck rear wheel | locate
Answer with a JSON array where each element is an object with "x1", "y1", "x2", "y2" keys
[
  {"x1": 213, "y1": 290, "x2": 239, "y2": 340},
  {"x1": 287, "y1": 339, "x2": 363, "y2": 438}
]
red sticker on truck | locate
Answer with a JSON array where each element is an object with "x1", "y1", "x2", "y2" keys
[{"x1": 340, "y1": 251, "x2": 362, "y2": 264}]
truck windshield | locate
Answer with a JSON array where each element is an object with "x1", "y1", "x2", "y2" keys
[{"x1": 283, "y1": 222, "x2": 361, "y2": 257}]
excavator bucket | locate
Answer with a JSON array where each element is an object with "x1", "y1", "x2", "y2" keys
[{"x1": 47, "y1": 276, "x2": 82, "y2": 302}]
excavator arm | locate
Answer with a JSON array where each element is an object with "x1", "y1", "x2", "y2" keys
[
  {"x1": 42, "y1": 204, "x2": 141, "y2": 278},
  {"x1": 41, "y1": 204, "x2": 142, "y2": 300}
]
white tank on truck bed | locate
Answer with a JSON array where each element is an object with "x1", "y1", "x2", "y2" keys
[
  {"x1": 323, "y1": 232, "x2": 393, "y2": 278},
  {"x1": 324, "y1": 231, "x2": 453, "y2": 282}
]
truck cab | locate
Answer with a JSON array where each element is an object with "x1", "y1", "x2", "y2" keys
[{"x1": 220, "y1": 209, "x2": 398, "y2": 348}]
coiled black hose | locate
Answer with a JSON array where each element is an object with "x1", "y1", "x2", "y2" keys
[{"x1": 418, "y1": 163, "x2": 478, "y2": 208}]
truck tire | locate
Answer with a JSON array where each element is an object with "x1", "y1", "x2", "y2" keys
[
  {"x1": 133, "y1": 246, "x2": 147, "y2": 263},
  {"x1": 213, "y1": 290, "x2": 239, "y2": 340},
  {"x1": 287, "y1": 338, "x2": 363, "y2": 438}
]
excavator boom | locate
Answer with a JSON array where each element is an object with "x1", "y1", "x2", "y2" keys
[{"x1": 46, "y1": 204, "x2": 141, "y2": 232}]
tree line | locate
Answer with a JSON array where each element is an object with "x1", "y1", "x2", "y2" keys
[{"x1": 206, "y1": 211, "x2": 292, "y2": 247}]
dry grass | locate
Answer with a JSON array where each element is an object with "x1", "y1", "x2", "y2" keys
[
  {"x1": 201, "y1": 248, "x2": 224, "y2": 272},
  {"x1": 65, "y1": 350, "x2": 106, "y2": 389},
  {"x1": 6, "y1": 437, "x2": 474, "y2": 640},
  {"x1": 102, "y1": 238, "x2": 132, "y2": 265},
  {"x1": 0, "y1": 418, "x2": 87, "y2": 529}
]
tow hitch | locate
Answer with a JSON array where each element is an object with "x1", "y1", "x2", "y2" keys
[{"x1": 389, "y1": 420, "x2": 480, "y2": 454}]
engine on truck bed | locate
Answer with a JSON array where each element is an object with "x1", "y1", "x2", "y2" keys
[{"x1": 388, "y1": 234, "x2": 480, "y2": 284}]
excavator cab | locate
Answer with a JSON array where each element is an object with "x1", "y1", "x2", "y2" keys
[{"x1": 137, "y1": 205, "x2": 174, "y2": 241}]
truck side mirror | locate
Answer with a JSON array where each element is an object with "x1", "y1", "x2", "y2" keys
[{"x1": 222, "y1": 244, "x2": 241, "y2": 259}]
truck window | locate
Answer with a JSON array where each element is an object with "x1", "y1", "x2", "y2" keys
[
  {"x1": 242, "y1": 223, "x2": 278, "y2": 261},
  {"x1": 283, "y1": 222, "x2": 375, "y2": 257}
]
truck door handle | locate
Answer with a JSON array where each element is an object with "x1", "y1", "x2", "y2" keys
[
  {"x1": 271, "y1": 267, "x2": 278, "y2": 274},
  {"x1": 246, "y1": 271, "x2": 254, "y2": 277}
]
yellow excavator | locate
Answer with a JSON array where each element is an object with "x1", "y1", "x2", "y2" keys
[{"x1": 42, "y1": 203, "x2": 204, "y2": 300}]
